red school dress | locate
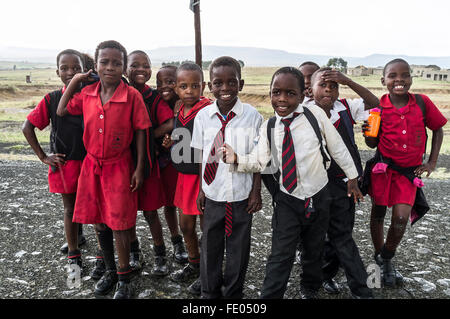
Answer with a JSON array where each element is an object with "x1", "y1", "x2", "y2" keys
[
  {"x1": 27, "y1": 87, "x2": 85, "y2": 194},
  {"x1": 139, "y1": 85, "x2": 178, "y2": 208},
  {"x1": 370, "y1": 93, "x2": 447, "y2": 207},
  {"x1": 66, "y1": 80, "x2": 151, "y2": 230},
  {"x1": 137, "y1": 85, "x2": 174, "y2": 211},
  {"x1": 172, "y1": 97, "x2": 212, "y2": 215}
]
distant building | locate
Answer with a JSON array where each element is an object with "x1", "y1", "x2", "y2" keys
[
  {"x1": 347, "y1": 66, "x2": 383, "y2": 76},
  {"x1": 422, "y1": 69, "x2": 449, "y2": 81},
  {"x1": 411, "y1": 65, "x2": 440, "y2": 77}
]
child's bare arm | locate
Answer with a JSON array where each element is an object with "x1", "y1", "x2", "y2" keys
[
  {"x1": 247, "y1": 173, "x2": 262, "y2": 214},
  {"x1": 321, "y1": 70, "x2": 379, "y2": 109},
  {"x1": 154, "y1": 118, "x2": 174, "y2": 139},
  {"x1": 414, "y1": 127, "x2": 444, "y2": 177},
  {"x1": 196, "y1": 152, "x2": 205, "y2": 214},
  {"x1": 22, "y1": 119, "x2": 66, "y2": 166},
  {"x1": 130, "y1": 129, "x2": 146, "y2": 192},
  {"x1": 57, "y1": 71, "x2": 92, "y2": 116}
]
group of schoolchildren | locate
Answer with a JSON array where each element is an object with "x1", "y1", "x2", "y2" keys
[{"x1": 22, "y1": 39, "x2": 447, "y2": 299}]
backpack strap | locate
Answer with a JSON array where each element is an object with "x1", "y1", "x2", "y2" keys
[
  {"x1": 339, "y1": 98, "x2": 356, "y2": 125},
  {"x1": 303, "y1": 107, "x2": 330, "y2": 169},
  {"x1": 415, "y1": 94, "x2": 428, "y2": 159}
]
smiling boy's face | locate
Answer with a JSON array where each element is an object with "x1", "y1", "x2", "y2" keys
[
  {"x1": 157, "y1": 68, "x2": 177, "y2": 103},
  {"x1": 208, "y1": 65, "x2": 244, "y2": 110},
  {"x1": 312, "y1": 71, "x2": 339, "y2": 109},
  {"x1": 381, "y1": 61, "x2": 412, "y2": 97},
  {"x1": 270, "y1": 73, "x2": 304, "y2": 117},
  {"x1": 126, "y1": 53, "x2": 151, "y2": 87}
]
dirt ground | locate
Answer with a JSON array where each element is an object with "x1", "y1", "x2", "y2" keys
[{"x1": 0, "y1": 134, "x2": 449, "y2": 300}]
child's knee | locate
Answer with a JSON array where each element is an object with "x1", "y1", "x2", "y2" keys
[
  {"x1": 371, "y1": 205, "x2": 387, "y2": 222},
  {"x1": 143, "y1": 210, "x2": 158, "y2": 222}
]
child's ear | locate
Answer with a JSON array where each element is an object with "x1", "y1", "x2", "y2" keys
[
  {"x1": 239, "y1": 79, "x2": 244, "y2": 91},
  {"x1": 208, "y1": 81, "x2": 212, "y2": 91},
  {"x1": 56, "y1": 69, "x2": 60, "y2": 77},
  {"x1": 381, "y1": 77, "x2": 385, "y2": 86},
  {"x1": 94, "y1": 63, "x2": 98, "y2": 73},
  {"x1": 201, "y1": 81, "x2": 206, "y2": 93}
]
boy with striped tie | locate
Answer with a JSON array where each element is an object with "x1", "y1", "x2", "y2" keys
[
  {"x1": 222, "y1": 67, "x2": 363, "y2": 299},
  {"x1": 191, "y1": 56, "x2": 263, "y2": 299}
]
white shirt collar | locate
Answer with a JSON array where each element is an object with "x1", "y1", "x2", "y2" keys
[
  {"x1": 275, "y1": 104, "x2": 304, "y2": 120},
  {"x1": 208, "y1": 97, "x2": 244, "y2": 118}
]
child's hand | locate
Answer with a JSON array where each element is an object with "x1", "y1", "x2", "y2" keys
[
  {"x1": 347, "y1": 178, "x2": 364, "y2": 204},
  {"x1": 42, "y1": 153, "x2": 66, "y2": 167},
  {"x1": 73, "y1": 70, "x2": 95, "y2": 84},
  {"x1": 196, "y1": 189, "x2": 205, "y2": 214},
  {"x1": 219, "y1": 143, "x2": 237, "y2": 164},
  {"x1": 247, "y1": 187, "x2": 262, "y2": 214},
  {"x1": 414, "y1": 161, "x2": 436, "y2": 177},
  {"x1": 162, "y1": 134, "x2": 174, "y2": 149},
  {"x1": 321, "y1": 69, "x2": 351, "y2": 86},
  {"x1": 130, "y1": 168, "x2": 144, "y2": 192}
]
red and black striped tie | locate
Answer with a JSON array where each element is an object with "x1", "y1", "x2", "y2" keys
[
  {"x1": 225, "y1": 202, "x2": 233, "y2": 237},
  {"x1": 203, "y1": 111, "x2": 236, "y2": 185},
  {"x1": 281, "y1": 113, "x2": 299, "y2": 193}
]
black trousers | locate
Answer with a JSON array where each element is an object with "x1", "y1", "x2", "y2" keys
[
  {"x1": 200, "y1": 198, "x2": 252, "y2": 299},
  {"x1": 322, "y1": 180, "x2": 371, "y2": 296},
  {"x1": 261, "y1": 186, "x2": 331, "y2": 299}
]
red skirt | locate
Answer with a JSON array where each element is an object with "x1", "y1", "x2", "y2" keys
[
  {"x1": 138, "y1": 172, "x2": 165, "y2": 212},
  {"x1": 72, "y1": 151, "x2": 137, "y2": 231},
  {"x1": 160, "y1": 162, "x2": 178, "y2": 207},
  {"x1": 174, "y1": 173, "x2": 201, "y2": 215},
  {"x1": 369, "y1": 168, "x2": 417, "y2": 207},
  {"x1": 48, "y1": 160, "x2": 82, "y2": 194}
]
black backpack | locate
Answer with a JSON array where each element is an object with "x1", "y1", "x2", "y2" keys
[{"x1": 261, "y1": 107, "x2": 330, "y2": 198}]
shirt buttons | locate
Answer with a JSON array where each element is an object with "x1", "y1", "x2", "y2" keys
[
  {"x1": 403, "y1": 144, "x2": 407, "y2": 148},
  {"x1": 401, "y1": 115, "x2": 405, "y2": 119},
  {"x1": 99, "y1": 128, "x2": 103, "y2": 134},
  {"x1": 100, "y1": 114, "x2": 104, "y2": 119},
  {"x1": 402, "y1": 130, "x2": 406, "y2": 134}
]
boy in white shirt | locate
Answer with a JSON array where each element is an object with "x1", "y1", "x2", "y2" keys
[
  {"x1": 222, "y1": 67, "x2": 363, "y2": 299},
  {"x1": 191, "y1": 56, "x2": 263, "y2": 299},
  {"x1": 308, "y1": 67, "x2": 377, "y2": 299}
]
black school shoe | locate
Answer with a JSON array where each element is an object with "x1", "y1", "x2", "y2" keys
[
  {"x1": 299, "y1": 286, "x2": 319, "y2": 299},
  {"x1": 375, "y1": 254, "x2": 404, "y2": 287},
  {"x1": 172, "y1": 238, "x2": 188, "y2": 264},
  {"x1": 129, "y1": 250, "x2": 145, "y2": 276},
  {"x1": 322, "y1": 278, "x2": 341, "y2": 294},
  {"x1": 60, "y1": 235, "x2": 87, "y2": 254},
  {"x1": 94, "y1": 270, "x2": 118, "y2": 296},
  {"x1": 188, "y1": 278, "x2": 201, "y2": 296},
  {"x1": 170, "y1": 263, "x2": 200, "y2": 283},
  {"x1": 90, "y1": 257, "x2": 106, "y2": 280},
  {"x1": 152, "y1": 255, "x2": 169, "y2": 277},
  {"x1": 113, "y1": 281, "x2": 133, "y2": 299}
]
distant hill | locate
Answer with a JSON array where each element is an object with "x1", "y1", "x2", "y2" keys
[{"x1": 1, "y1": 45, "x2": 450, "y2": 68}]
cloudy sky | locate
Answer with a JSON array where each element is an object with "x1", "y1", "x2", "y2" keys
[{"x1": 1, "y1": 0, "x2": 449, "y2": 57}]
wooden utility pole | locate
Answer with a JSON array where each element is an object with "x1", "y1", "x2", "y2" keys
[{"x1": 191, "y1": 0, "x2": 202, "y2": 67}]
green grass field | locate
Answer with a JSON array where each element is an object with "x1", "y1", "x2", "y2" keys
[{"x1": 1, "y1": 66, "x2": 449, "y2": 156}]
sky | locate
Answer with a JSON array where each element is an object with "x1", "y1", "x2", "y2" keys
[{"x1": 1, "y1": 0, "x2": 450, "y2": 57}]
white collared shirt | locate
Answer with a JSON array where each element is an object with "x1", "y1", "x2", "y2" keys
[
  {"x1": 191, "y1": 97, "x2": 263, "y2": 202},
  {"x1": 234, "y1": 103, "x2": 358, "y2": 200}
]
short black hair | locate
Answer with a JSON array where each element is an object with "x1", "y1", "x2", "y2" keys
[
  {"x1": 94, "y1": 40, "x2": 127, "y2": 69},
  {"x1": 159, "y1": 65, "x2": 178, "y2": 72},
  {"x1": 209, "y1": 56, "x2": 241, "y2": 80},
  {"x1": 299, "y1": 61, "x2": 320, "y2": 69},
  {"x1": 128, "y1": 50, "x2": 151, "y2": 64},
  {"x1": 56, "y1": 49, "x2": 84, "y2": 68},
  {"x1": 82, "y1": 53, "x2": 94, "y2": 72},
  {"x1": 311, "y1": 67, "x2": 333, "y2": 85},
  {"x1": 177, "y1": 62, "x2": 204, "y2": 81},
  {"x1": 383, "y1": 58, "x2": 411, "y2": 76},
  {"x1": 270, "y1": 66, "x2": 305, "y2": 93}
]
